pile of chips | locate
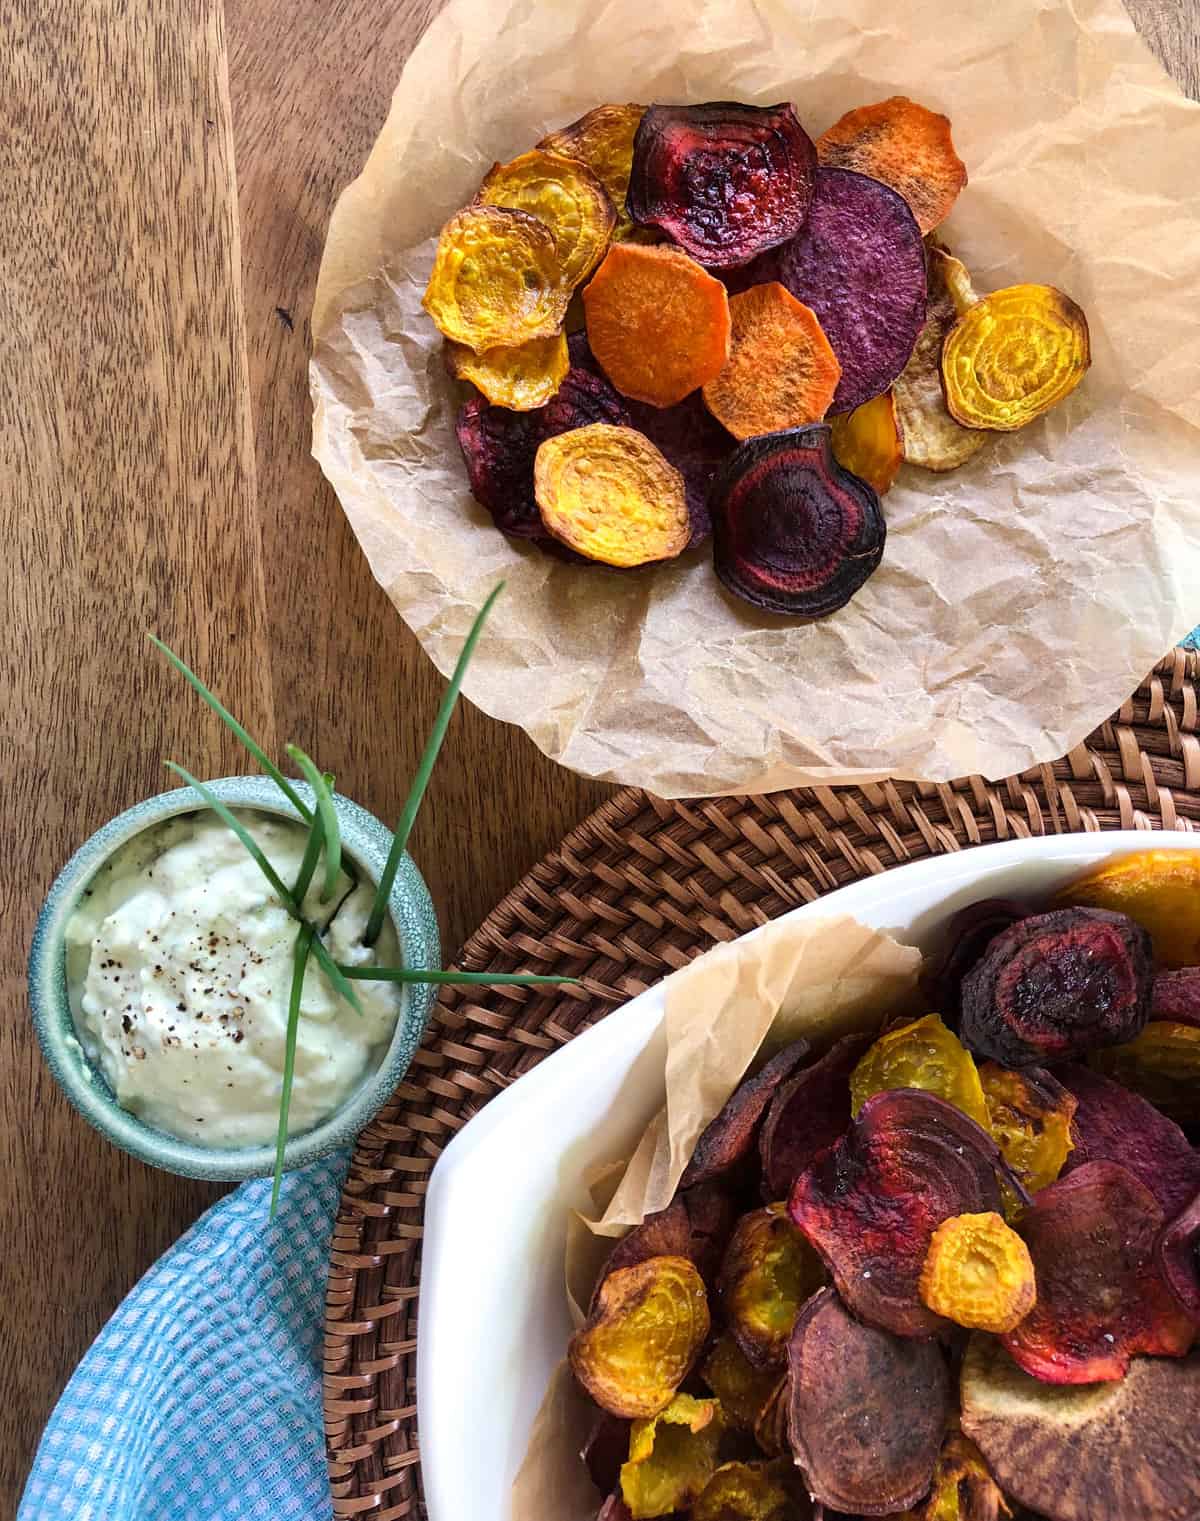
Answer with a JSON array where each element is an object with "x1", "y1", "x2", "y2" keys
[
  {"x1": 426, "y1": 96, "x2": 1092, "y2": 620},
  {"x1": 564, "y1": 849, "x2": 1200, "y2": 1521}
]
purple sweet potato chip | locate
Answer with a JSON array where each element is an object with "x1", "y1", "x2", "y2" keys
[
  {"x1": 1060, "y1": 1064, "x2": 1200, "y2": 1218},
  {"x1": 768, "y1": 168, "x2": 926, "y2": 414},
  {"x1": 758, "y1": 1034, "x2": 872, "y2": 1199}
]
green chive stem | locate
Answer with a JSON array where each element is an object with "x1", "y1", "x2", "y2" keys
[
  {"x1": 287, "y1": 745, "x2": 342, "y2": 902},
  {"x1": 270, "y1": 923, "x2": 314, "y2": 1219}
]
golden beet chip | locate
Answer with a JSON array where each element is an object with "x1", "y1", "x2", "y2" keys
[
  {"x1": 718, "y1": 1204, "x2": 823, "y2": 1368},
  {"x1": 850, "y1": 1013, "x2": 989, "y2": 1129},
  {"x1": 534, "y1": 423, "x2": 690, "y2": 567},
  {"x1": 918, "y1": 1431, "x2": 1010, "y2": 1521},
  {"x1": 978, "y1": 1062, "x2": 1075, "y2": 1196},
  {"x1": 583, "y1": 244, "x2": 731, "y2": 408},
  {"x1": 894, "y1": 245, "x2": 988, "y2": 472},
  {"x1": 699, "y1": 1334, "x2": 779, "y2": 1432},
  {"x1": 423, "y1": 205, "x2": 570, "y2": 351},
  {"x1": 919, "y1": 1211, "x2": 1036, "y2": 1334},
  {"x1": 816, "y1": 96, "x2": 967, "y2": 234},
  {"x1": 539, "y1": 104, "x2": 645, "y2": 242},
  {"x1": 569, "y1": 1254, "x2": 710, "y2": 1418},
  {"x1": 1057, "y1": 849, "x2": 1200, "y2": 968},
  {"x1": 1093, "y1": 1021, "x2": 1200, "y2": 1126},
  {"x1": 444, "y1": 330, "x2": 569, "y2": 411},
  {"x1": 477, "y1": 149, "x2": 615, "y2": 290},
  {"x1": 692, "y1": 1462, "x2": 794, "y2": 1521},
  {"x1": 702, "y1": 282, "x2": 840, "y2": 440},
  {"x1": 620, "y1": 1393, "x2": 722, "y2": 1519},
  {"x1": 830, "y1": 390, "x2": 904, "y2": 494},
  {"x1": 941, "y1": 284, "x2": 1091, "y2": 432}
]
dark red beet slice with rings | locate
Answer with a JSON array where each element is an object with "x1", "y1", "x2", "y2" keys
[
  {"x1": 627, "y1": 102, "x2": 817, "y2": 269},
  {"x1": 709, "y1": 425, "x2": 886, "y2": 619},
  {"x1": 758, "y1": 1033, "x2": 872, "y2": 1199},
  {"x1": 923, "y1": 898, "x2": 1030, "y2": 1026},
  {"x1": 768, "y1": 167, "x2": 926, "y2": 414},
  {"x1": 1158, "y1": 1190, "x2": 1200, "y2": 1320},
  {"x1": 959, "y1": 907, "x2": 1153, "y2": 1068},
  {"x1": 680, "y1": 1037, "x2": 812, "y2": 1188}
]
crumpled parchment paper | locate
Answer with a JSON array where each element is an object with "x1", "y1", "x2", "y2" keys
[{"x1": 311, "y1": 0, "x2": 1200, "y2": 798}]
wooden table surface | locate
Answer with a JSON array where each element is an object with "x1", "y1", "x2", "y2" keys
[{"x1": 0, "y1": 0, "x2": 1195, "y2": 1507}]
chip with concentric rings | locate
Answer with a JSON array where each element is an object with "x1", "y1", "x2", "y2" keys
[{"x1": 477, "y1": 148, "x2": 616, "y2": 289}]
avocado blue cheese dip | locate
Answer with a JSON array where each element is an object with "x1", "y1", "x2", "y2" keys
[{"x1": 64, "y1": 810, "x2": 402, "y2": 1146}]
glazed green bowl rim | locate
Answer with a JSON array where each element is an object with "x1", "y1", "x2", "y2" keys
[{"x1": 28, "y1": 776, "x2": 440, "y2": 1181}]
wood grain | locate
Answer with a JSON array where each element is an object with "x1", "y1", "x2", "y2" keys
[{"x1": 0, "y1": 0, "x2": 1193, "y2": 1507}]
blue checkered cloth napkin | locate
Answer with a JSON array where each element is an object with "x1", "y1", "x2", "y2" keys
[
  {"x1": 20, "y1": 627, "x2": 1200, "y2": 1521},
  {"x1": 20, "y1": 1155, "x2": 349, "y2": 1521}
]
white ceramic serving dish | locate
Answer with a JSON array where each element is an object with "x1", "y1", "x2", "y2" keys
[{"x1": 419, "y1": 830, "x2": 1200, "y2": 1521}]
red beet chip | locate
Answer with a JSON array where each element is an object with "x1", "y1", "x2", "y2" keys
[
  {"x1": 709, "y1": 425, "x2": 886, "y2": 620},
  {"x1": 769, "y1": 167, "x2": 926, "y2": 414},
  {"x1": 597, "y1": 1495, "x2": 633, "y2": 1521},
  {"x1": 923, "y1": 898, "x2": 1030, "y2": 1024},
  {"x1": 680, "y1": 1038, "x2": 812, "y2": 1189},
  {"x1": 680, "y1": 1183, "x2": 740, "y2": 1290},
  {"x1": 582, "y1": 1412, "x2": 630, "y2": 1497},
  {"x1": 758, "y1": 1033, "x2": 872, "y2": 1199},
  {"x1": 1060, "y1": 1064, "x2": 1200, "y2": 1218},
  {"x1": 959, "y1": 907, "x2": 1153, "y2": 1069},
  {"x1": 787, "y1": 1287, "x2": 951, "y2": 1515},
  {"x1": 1158, "y1": 1190, "x2": 1200, "y2": 1321},
  {"x1": 788, "y1": 1089, "x2": 1019, "y2": 1337},
  {"x1": 1153, "y1": 967, "x2": 1200, "y2": 1026},
  {"x1": 455, "y1": 363, "x2": 628, "y2": 539},
  {"x1": 627, "y1": 102, "x2": 817, "y2": 269},
  {"x1": 625, "y1": 392, "x2": 729, "y2": 544},
  {"x1": 1002, "y1": 1161, "x2": 1194, "y2": 1384}
]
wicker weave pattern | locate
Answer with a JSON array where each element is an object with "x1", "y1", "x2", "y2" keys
[{"x1": 325, "y1": 647, "x2": 1199, "y2": 1517}]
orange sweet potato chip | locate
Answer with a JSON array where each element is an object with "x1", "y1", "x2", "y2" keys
[
  {"x1": 423, "y1": 205, "x2": 570, "y2": 351},
  {"x1": 534, "y1": 423, "x2": 690, "y2": 567},
  {"x1": 702, "y1": 283, "x2": 840, "y2": 440},
  {"x1": 583, "y1": 244, "x2": 731, "y2": 408},
  {"x1": 539, "y1": 105, "x2": 646, "y2": 242},
  {"x1": 816, "y1": 96, "x2": 967, "y2": 234},
  {"x1": 444, "y1": 330, "x2": 569, "y2": 411},
  {"x1": 477, "y1": 149, "x2": 616, "y2": 290},
  {"x1": 829, "y1": 390, "x2": 904, "y2": 494}
]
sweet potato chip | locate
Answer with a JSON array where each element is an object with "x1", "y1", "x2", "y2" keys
[
  {"x1": 941, "y1": 285, "x2": 1091, "y2": 432},
  {"x1": 894, "y1": 245, "x2": 988, "y2": 472},
  {"x1": 829, "y1": 391, "x2": 903, "y2": 494},
  {"x1": 1002, "y1": 1161, "x2": 1193, "y2": 1384},
  {"x1": 702, "y1": 283, "x2": 841, "y2": 439},
  {"x1": 788, "y1": 1090, "x2": 1018, "y2": 1337},
  {"x1": 583, "y1": 243, "x2": 732, "y2": 407},
  {"x1": 919, "y1": 1211, "x2": 1036, "y2": 1334},
  {"x1": 539, "y1": 105, "x2": 646, "y2": 243},
  {"x1": 1059, "y1": 1064, "x2": 1200, "y2": 1217},
  {"x1": 569, "y1": 1255, "x2": 711, "y2": 1418},
  {"x1": 962, "y1": 1336, "x2": 1200, "y2": 1521},
  {"x1": 595, "y1": 1197, "x2": 695, "y2": 1308},
  {"x1": 816, "y1": 97, "x2": 967, "y2": 235},
  {"x1": 917, "y1": 1431, "x2": 1010, "y2": 1521},
  {"x1": 978, "y1": 1064, "x2": 1075, "y2": 1196},
  {"x1": 1092, "y1": 1021, "x2": 1200, "y2": 1126},
  {"x1": 455, "y1": 360, "x2": 628, "y2": 538},
  {"x1": 959, "y1": 908, "x2": 1153, "y2": 1068},
  {"x1": 423, "y1": 204, "x2": 570, "y2": 351},
  {"x1": 1153, "y1": 967, "x2": 1200, "y2": 1024},
  {"x1": 681, "y1": 1038, "x2": 813, "y2": 1189},
  {"x1": 620, "y1": 1393, "x2": 722, "y2": 1519},
  {"x1": 719, "y1": 1204, "x2": 825, "y2": 1369},
  {"x1": 627, "y1": 103, "x2": 816, "y2": 268},
  {"x1": 759, "y1": 1034, "x2": 872, "y2": 1199},
  {"x1": 535, "y1": 422, "x2": 690, "y2": 567},
  {"x1": 770, "y1": 167, "x2": 926, "y2": 414},
  {"x1": 700, "y1": 1334, "x2": 781, "y2": 1432},
  {"x1": 445, "y1": 329, "x2": 569, "y2": 411},
  {"x1": 1158, "y1": 1190, "x2": 1200, "y2": 1320},
  {"x1": 478, "y1": 149, "x2": 615, "y2": 289},
  {"x1": 709, "y1": 425, "x2": 886, "y2": 619},
  {"x1": 692, "y1": 1461, "x2": 796, "y2": 1521},
  {"x1": 1057, "y1": 850, "x2": 1200, "y2": 968},
  {"x1": 850, "y1": 1014, "x2": 990, "y2": 1128},
  {"x1": 787, "y1": 1287, "x2": 951, "y2": 1515}
]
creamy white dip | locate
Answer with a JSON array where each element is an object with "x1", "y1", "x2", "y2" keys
[{"x1": 65, "y1": 810, "x2": 403, "y2": 1146}]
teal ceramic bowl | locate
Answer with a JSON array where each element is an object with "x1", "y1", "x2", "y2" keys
[{"x1": 28, "y1": 776, "x2": 440, "y2": 1181}]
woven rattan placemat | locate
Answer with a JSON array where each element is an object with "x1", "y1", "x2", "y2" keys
[{"x1": 325, "y1": 646, "x2": 1199, "y2": 1519}]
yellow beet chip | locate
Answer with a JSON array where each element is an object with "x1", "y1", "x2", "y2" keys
[
  {"x1": 539, "y1": 104, "x2": 645, "y2": 241},
  {"x1": 941, "y1": 283, "x2": 1091, "y2": 432},
  {"x1": 621, "y1": 1394, "x2": 722, "y2": 1519},
  {"x1": 423, "y1": 205, "x2": 570, "y2": 352},
  {"x1": 1093, "y1": 1022, "x2": 1200, "y2": 1126},
  {"x1": 444, "y1": 330, "x2": 569, "y2": 411},
  {"x1": 477, "y1": 149, "x2": 615, "y2": 290},
  {"x1": 851, "y1": 1013, "x2": 989, "y2": 1128},
  {"x1": 919, "y1": 1211, "x2": 1036, "y2": 1334},
  {"x1": 535, "y1": 423, "x2": 690, "y2": 567},
  {"x1": 1057, "y1": 848, "x2": 1200, "y2": 967},
  {"x1": 829, "y1": 390, "x2": 903, "y2": 494}
]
